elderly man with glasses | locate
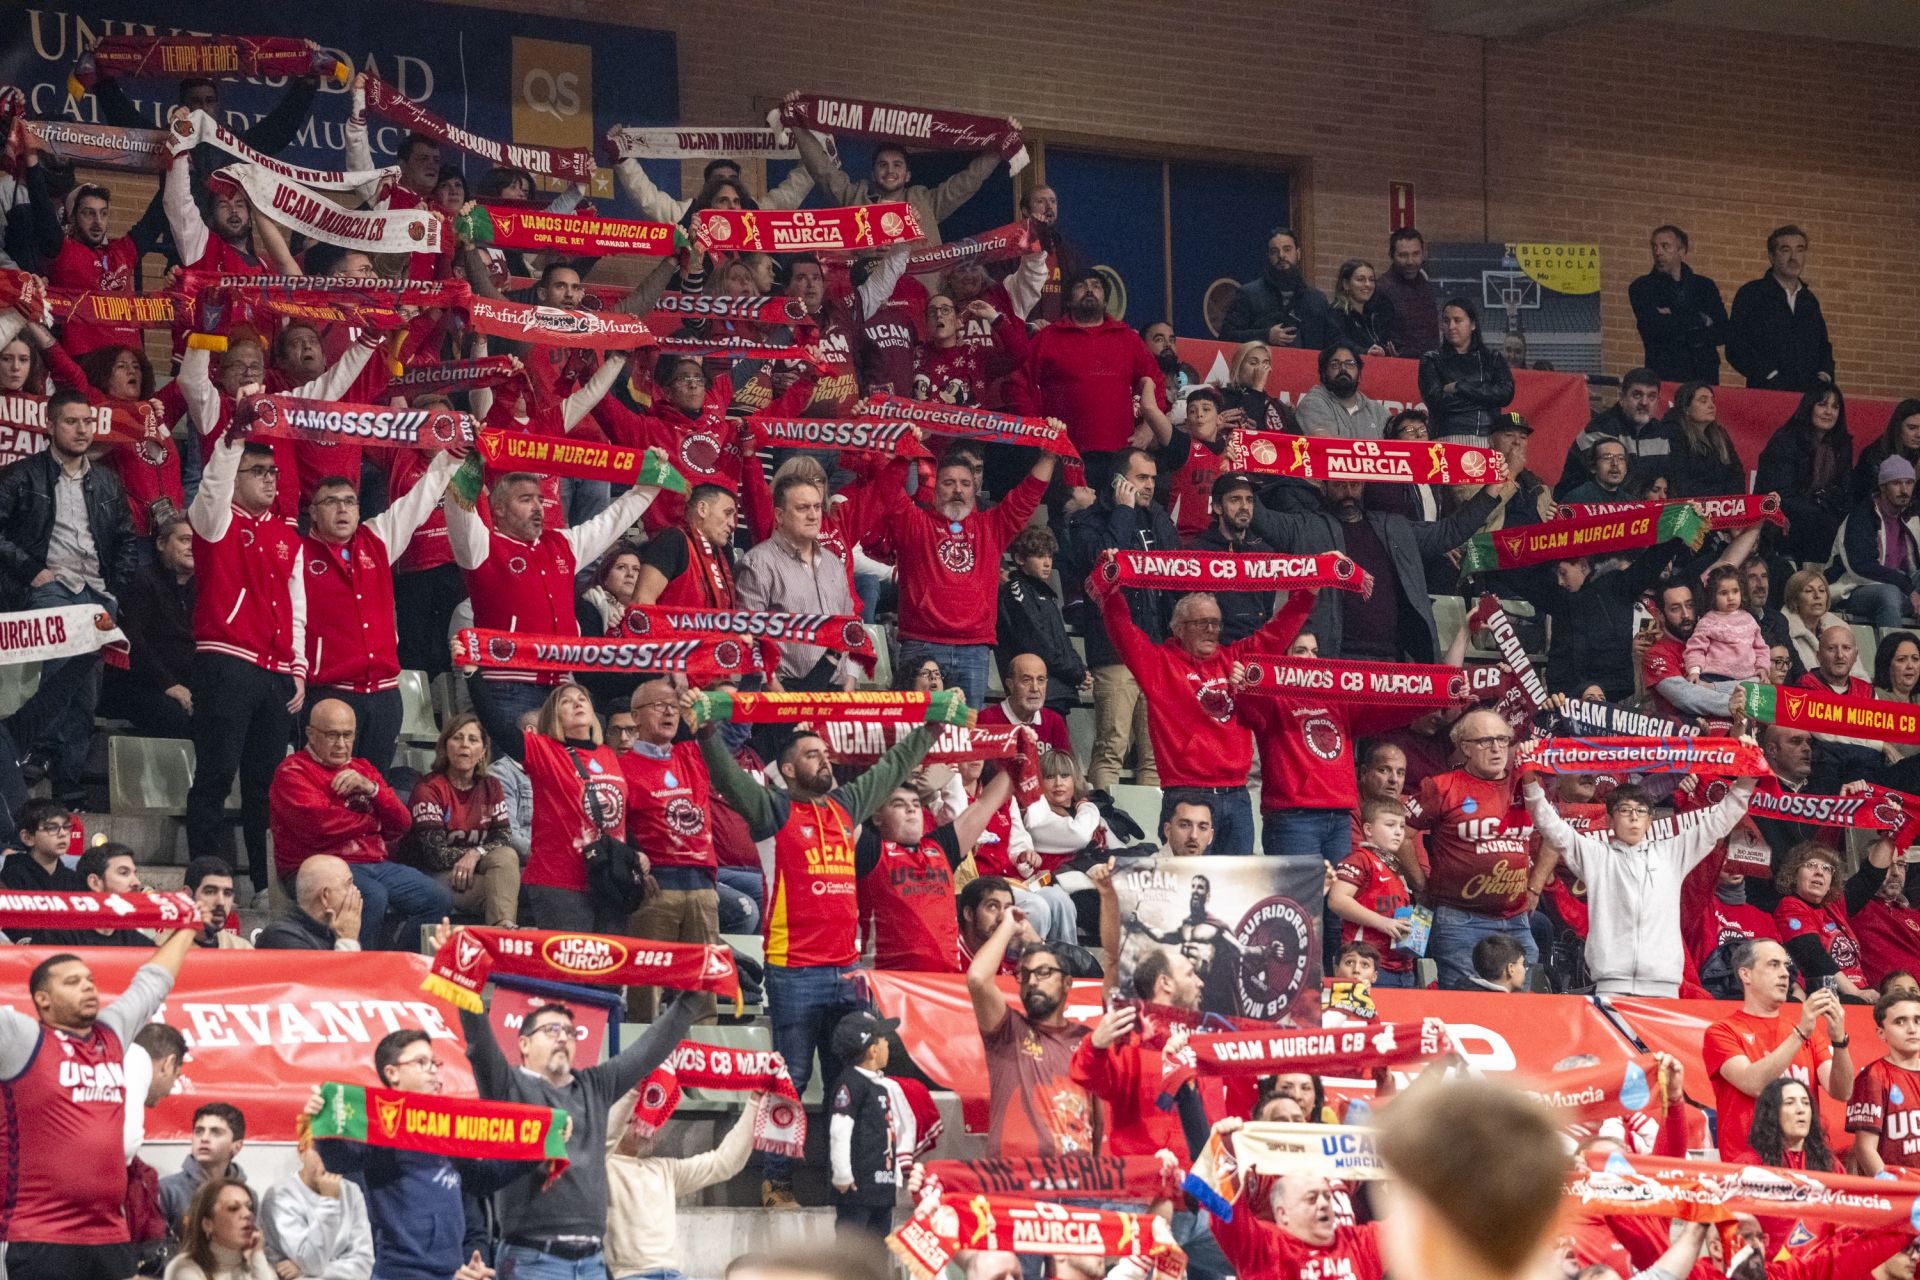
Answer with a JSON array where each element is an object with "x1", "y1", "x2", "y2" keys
[{"x1": 1524, "y1": 771, "x2": 1756, "y2": 998}]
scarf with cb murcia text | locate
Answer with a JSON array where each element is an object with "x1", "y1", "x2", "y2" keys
[
  {"x1": 1737, "y1": 681, "x2": 1920, "y2": 745},
  {"x1": 780, "y1": 94, "x2": 1030, "y2": 173},
  {"x1": 1103, "y1": 549, "x2": 1373, "y2": 596}
]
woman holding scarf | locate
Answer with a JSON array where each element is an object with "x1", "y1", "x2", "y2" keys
[
  {"x1": 1773, "y1": 839, "x2": 1893, "y2": 1006},
  {"x1": 521, "y1": 680, "x2": 636, "y2": 934},
  {"x1": 1873, "y1": 632, "x2": 1920, "y2": 762}
]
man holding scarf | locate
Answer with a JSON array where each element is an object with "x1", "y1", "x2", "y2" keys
[
  {"x1": 161, "y1": 113, "x2": 269, "y2": 278},
  {"x1": 691, "y1": 691, "x2": 941, "y2": 1207},
  {"x1": 40, "y1": 177, "x2": 168, "y2": 355},
  {"x1": 635, "y1": 483, "x2": 739, "y2": 610}
]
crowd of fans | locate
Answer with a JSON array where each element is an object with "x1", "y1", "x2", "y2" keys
[{"x1": 2, "y1": 51, "x2": 1920, "y2": 1280}]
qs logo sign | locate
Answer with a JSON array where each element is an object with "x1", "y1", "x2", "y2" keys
[{"x1": 512, "y1": 37, "x2": 589, "y2": 144}]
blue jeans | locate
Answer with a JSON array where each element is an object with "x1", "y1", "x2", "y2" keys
[
  {"x1": 762, "y1": 963, "x2": 868, "y2": 1184},
  {"x1": 1159, "y1": 786, "x2": 1254, "y2": 855},
  {"x1": 562, "y1": 477, "x2": 611, "y2": 526},
  {"x1": 717, "y1": 866, "x2": 764, "y2": 930},
  {"x1": 1370, "y1": 967, "x2": 1416, "y2": 988},
  {"x1": 898, "y1": 641, "x2": 989, "y2": 713},
  {"x1": 620, "y1": 1271, "x2": 686, "y2": 1280},
  {"x1": 468, "y1": 677, "x2": 553, "y2": 764},
  {"x1": 1260, "y1": 807, "x2": 1352, "y2": 860},
  {"x1": 343, "y1": 861, "x2": 454, "y2": 951},
  {"x1": 18, "y1": 581, "x2": 114, "y2": 801},
  {"x1": 1171, "y1": 1208, "x2": 1231, "y2": 1280},
  {"x1": 1430, "y1": 904, "x2": 1537, "y2": 991},
  {"x1": 1847, "y1": 582, "x2": 1912, "y2": 628},
  {"x1": 496, "y1": 1243, "x2": 608, "y2": 1280}
]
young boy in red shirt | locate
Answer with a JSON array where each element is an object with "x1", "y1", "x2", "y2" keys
[{"x1": 1329, "y1": 799, "x2": 1417, "y2": 989}]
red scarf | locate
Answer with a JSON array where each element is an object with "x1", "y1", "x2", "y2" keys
[
  {"x1": 649, "y1": 293, "x2": 807, "y2": 325},
  {"x1": 1232, "y1": 430, "x2": 1506, "y2": 486},
  {"x1": 693, "y1": 204, "x2": 925, "y2": 253},
  {"x1": 72, "y1": 35, "x2": 342, "y2": 94},
  {"x1": 691, "y1": 688, "x2": 973, "y2": 727},
  {"x1": 1555, "y1": 492, "x2": 1785, "y2": 532},
  {"x1": 464, "y1": 296, "x2": 654, "y2": 351},
  {"x1": 618, "y1": 604, "x2": 874, "y2": 660},
  {"x1": 1570, "y1": 1149, "x2": 1920, "y2": 1228},
  {"x1": 653, "y1": 335, "x2": 813, "y2": 362},
  {"x1": 180, "y1": 271, "x2": 471, "y2": 307},
  {"x1": 1517, "y1": 736, "x2": 1770, "y2": 777},
  {"x1": 362, "y1": 75, "x2": 594, "y2": 182},
  {"x1": 1164, "y1": 1018, "x2": 1454, "y2": 1096},
  {"x1": 1463, "y1": 504, "x2": 1707, "y2": 573},
  {"x1": 48, "y1": 288, "x2": 175, "y2": 329},
  {"x1": 1523, "y1": 1054, "x2": 1663, "y2": 1123},
  {"x1": 628, "y1": 1042, "x2": 805, "y2": 1156},
  {"x1": 863, "y1": 394, "x2": 1080, "y2": 465},
  {"x1": 390, "y1": 358, "x2": 520, "y2": 397},
  {"x1": 463, "y1": 205, "x2": 676, "y2": 258},
  {"x1": 890, "y1": 1196, "x2": 1182, "y2": 1280},
  {"x1": 11, "y1": 119, "x2": 168, "y2": 173},
  {"x1": 922, "y1": 1156, "x2": 1177, "y2": 1202},
  {"x1": 422, "y1": 927, "x2": 741, "y2": 1014},
  {"x1": 1103, "y1": 549, "x2": 1372, "y2": 596},
  {"x1": 746, "y1": 414, "x2": 931, "y2": 458},
  {"x1": 904, "y1": 222, "x2": 1042, "y2": 273},
  {"x1": 454, "y1": 628, "x2": 762, "y2": 682},
  {"x1": 170, "y1": 111, "x2": 394, "y2": 192},
  {"x1": 0, "y1": 390, "x2": 167, "y2": 449},
  {"x1": 1744, "y1": 781, "x2": 1920, "y2": 846},
  {"x1": 0, "y1": 269, "x2": 44, "y2": 320},
  {"x1": 780, "y1": 94, "x2": 1029, "y2": 173},
  {"x1": 1468, "y1": 594, "x2": 1549, "y2": 710},
  {"x1": 1738, "y1": 682, "x2": 1920, "y2": 746},
  {"x1": 237, "y1": 394, "x2": 473, "y2": 450},
  {"x1": 0, "y1": 889, "x2": 196, "y2": 932},
  {"x1": 1238, "y1": 657, "x2": 1471, "y2": 707}
]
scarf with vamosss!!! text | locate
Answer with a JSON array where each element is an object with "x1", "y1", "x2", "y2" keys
[
  {"x1": 231, "y1": 393, "x2": 475, "y2": 451},
  {"x1": 1229, "y1": 430, "x2": 1506, "y2": 487},
  {"x1": 650, "y1": 292, "x2": 809, "y2": 325},
  {"x1": 1101, "y1": 549, "x2": 1372, "y2": 596},
  {"x1": 361, "y1": 74, "x2": 594, "y2": 183},
  {"x1": 779, "y1": 93, "x2": 1030, "y2": 173},
  {"x1": 690, "y1": 688, "x2": 974, "y2": 728},
  {"x1": 615, "y1": 604, "x2": 876, "y2": 661},
  {"x1": 70, "y1": 35, "x2": 347, "y2": 96},
  {"x1": 453, "y1": 629, "x2": 764, "y2": 684},
  {"x1": 421, "y1": 927, "x2": 741, "y2": 1014},
  {"x1": 626, "y1": 1041, "x2": 805, "y2": 1157},
  {"x1": 745, "y1": 415, "x2": 931, "y2": 458}
]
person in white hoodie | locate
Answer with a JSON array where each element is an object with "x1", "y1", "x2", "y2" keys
[
  {"x1": 1523, "y1": 769, "x2": 1755, "y2": 997},
  {"x1": 604, "y1": 1085, "x2": 759, "y2": 1280},
  {"x1": 259, "y1": 1146, "x2": 373, "y2": 1280}
]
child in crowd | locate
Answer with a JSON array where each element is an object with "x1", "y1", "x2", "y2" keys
[
  {"x1": 1685, "y1": 564, "x2": 1771, "y2": 686},
  {"x1": 1847, "y1": 989, "x2": 1920, "y2": 1175},
  {"x1": 0, "y1": 797, "x2": 78, "y2": 894},
  {"x1": 1470, "y1": 935, "x2": 1529, "y2": 993},
  {"x1": 1333, "y1": 940, "x2": 1382, "y2": 987},
  {"x1": 1328, "y1": 799, "x2": 1417, "y2": 988},
  {"x1": 828, "y1": 1011, "x2": 903, "y2": 1240}
]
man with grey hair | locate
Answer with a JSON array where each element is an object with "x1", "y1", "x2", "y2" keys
[
  {"x1": 736, "y1": 471, "x2": 857, "y2": 690},
  {"x1": 447, "y1": 457, "x2": 666, "y2": 759}
]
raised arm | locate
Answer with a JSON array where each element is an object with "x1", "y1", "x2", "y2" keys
[
  {"x1": 295, "y1": 339, "x2": 378, "y2": 403},
  {"x1": 559, "y1": 353, "x2": 627, "y2": 432},
  {"x1": 559, "y1": 472, "x2": 658, "y2": 566},
  {"x1": 366, "y1": 450, "x2": 457, "y2": 559},
  {"x1": 927, "y1": 149, "x2": 1007, "y2": 223},
  {"x1": 612, "y1": 157, "x2": 692, "y2": 224},
  {"x1": 188, "y1": 432, "x2": 242, "y2": 543},
  {"x1": 855, "y1": 246, "x2": 911, "y2": 319},
  {"x1": 965, "y1": 908, "x2": 1018, "y2": 1036},
  {"x1": 603, "y1": 994, "x2": 699, "y2": 1095},
  {"x1": 163, "y1": 147, "x2": 209, "y2": 267},
  {"x1": 342, "y1": 76, "x2": 384, "y2": 205},
  {"x1": 839, "y1": 724, "x2": 940, "y2": 825},
  {"x1": 950, "y1": 767, "x2": 1014, "y2": 854},
  {"x1": 758, "y1": 162, "x2": 816, "y2": 211},
  {"x1": 790, "y1": 122, "x2": 859, "y2": 206},
  {"x1": 443, "y1": 494, "x2": 491, "y2": 571}
]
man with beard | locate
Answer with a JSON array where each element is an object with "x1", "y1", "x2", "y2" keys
[
  {"x1": 161, "y1": 110, "x2": 270, "y2": 277},
  {"x1": 1629, "y1": 224, "x2": 1729, "y2": 384},
  {"x1": 1643, "y1": 579, "x2": 1707, "y2": 721},
  {"x1": 1556, "y1": 369, "x2": 1673, "y2": 499},
  {"x1": 1008, "y1": 271, "x2": 1171, "y2": 484},
  {"x1": 1561, "y1": 438, "x2": 1634, "y2": 505},
  {"x1": 634, "y1": 483, "x2": 740, "y2": 610},
  {"x1": 1295, "y1": 341, "x2": 1390, "y2": 439},
  {"x1": 1070, "y1": 947, "x2": 1203, "y2": 1156},
  {"x1": 184, "y1": 857, "x2": 253, "y2": 950},
  {"x1": 966, "y1": 905, "x2": 1095, "y2": 1158},
  {"x1": 42, "y1": 180, "x2": 168, "y2": 355},
  {"x1": 1250, "y1": 474, "x2": 1508, "y2": 661},
  {"x1": 346, "y1": 75, "x2": 456, "y2": 280},
  {"x1": 883, "y1": 445, "x2": 1055, "y2": 710},
  {"x1": 1188, "y1": 472, "x2": 1285, "y2": 642},
  {"x1": 1140, "y1": 320, "x2": 1190, "y2": 400},
  {"x1": 1024, "y1": 183, "x2": 1088, "y2": 322},
  {"x1": 1375, "y1": 227, "x2": 1441, "y2": 357},
  {"x1": 1221, "y1": 227, "x2": 1336, "y2": 349},
  {"x1": 1090, "y1": 551, "x2": 1318, "y2": 854},
  {"x1": 1128, "y1": 865, "x2": 1260, "y2": 1017}
]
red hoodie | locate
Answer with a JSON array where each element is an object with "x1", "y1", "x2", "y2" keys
[{"x1": 1007, "y1": 317, "x2": 1168, "y2": 454}]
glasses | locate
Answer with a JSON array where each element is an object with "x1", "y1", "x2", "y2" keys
[
  {"x1": 926, "y1": 303, "x2": 957, "y2": 316},
  {"x1": 668, "y1": 373, "x2": 705, "y2": 386},
  {"x1": 313, "y1": 728, "x2": 356, "y2": 743},
  {"x1": 394, "y1": 1054, "x2": 444, "y2": 1071},
  {"x1": 239, "y1": 465, "x2": 280, "y2": 478},
  {"x1": 1018, "y1": 966, "x2": 1063, "y2": 983},
  {"x1": 313, "y1": 495, "x2": 358, "y2": 510},
  {"x1": 632, "y1": 700, "x2": 677, "y2": 711},
  {"x1": 36, "y1": 821, "x2": 71, "y2": 833},
  {"x1": 1179, "y1": 618, "x2": 1223, "y2": 632},
  {"x1": 1461, "y1": 735, "x2": 1512, "y2": 749},
  {"x1": 1326, "y1": 359, "x2": 1360, "y2": 372},
  {"x1": 1611, "y1": 804, "x2": 1651, "y2": 818},
  {"x1": 526, "y1": 1023, "x2": 575, "y2": 1039}
]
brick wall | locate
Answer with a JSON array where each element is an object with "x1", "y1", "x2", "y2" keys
[{"x1": 106, "y1": 0, "x2": 1920, "y2": 396}]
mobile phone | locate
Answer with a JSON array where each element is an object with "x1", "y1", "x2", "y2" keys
[{"x1": 1820, "y1": 974, "x2": 1840, "y2": 994}]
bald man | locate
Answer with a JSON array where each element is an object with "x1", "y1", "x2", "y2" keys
[
  {"x1": 976, "y1": 653, "x2": 1072, "y2": 754},
  {"x1": 254, "y1": 854, "x2": 365, "y2": 951},
  {"x1": 1798, "y1": 624, "x2": 1884, "y2": 781},
  {"x1": 620, "y1": 679, "x2": 721, "y2": 1022},
  {"x1": 267, "y1": 699, "x2": 450, "y2": 948}
]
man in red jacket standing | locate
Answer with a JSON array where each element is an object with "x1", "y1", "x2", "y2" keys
[
  {"x1": 42, "y1": 176, "x2": 167, "y2": 356},
  {"x1": 267, "y1": 698, "x2": 447, "y2": 950},
  {"x1": 1008, "y1": 270, "x2": 1171, "y2": 487},
  {"x1": 884, "y1": 445, "x2": 1057, "y2": 710},
  {"x1": 1068, "y1": 948, "x2": 1201, "y2": 1157},
  {"x1": 1089, "y1": 552, "x2": 1317, "y2": 854}
]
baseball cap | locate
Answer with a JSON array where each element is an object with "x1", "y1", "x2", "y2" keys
[
  {"x1": 1489, "y1": 411, "x2": 1533, "y2": 437},
  {"x1": 1211, "y1": 471, "x2": 1257, "y2": 501},
  {"x1": 1879, "y1": 455, "x2": 1916, "y2": 487},
  {"x1": 830, "y1": 1010, "x2": 901, "y2": 1062}
]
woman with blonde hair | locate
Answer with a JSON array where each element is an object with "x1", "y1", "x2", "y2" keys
[
  {"x1": 1022, "y1": 749, "x2": 1109, "y2": 875},
  {"x1": 522, "y1": 681, "x2": 635, "y2": 932},
  {"x1": 1330, "y1": 258, "x2": 1396, "y2": 355},
  {"x1": 164, "y1": 1178, "x2": 271, "y2": 1279},
  {"x1": 1782, "y1": 567, "x2": 1861, "y2": 679},
  {"x1": 1221, "y1": 340, "x2": 1299, "y2": 435},
  {"x1": 402, "y1": 713, "x2": 522, "y2": 926}
]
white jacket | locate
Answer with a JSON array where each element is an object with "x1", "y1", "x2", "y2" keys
[
  {"x1": 260, "y1": 1172, "x2": 373, "y2": 1280},
  {"x1": 1525, "y1": 779, "x2": 1753, "y2": 997}
]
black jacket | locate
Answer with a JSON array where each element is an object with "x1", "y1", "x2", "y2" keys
[
  {"x1": 0, "y1": 451, "x2": 137, "y2": 607},
  {"x1": 1332, "y1": 294, "x2": 1398, "y2": 355},
  {"x1": 1221, "y1": 271, "x2": 1338, "y2": 349},
  {"x1": 255, "y1": 905, "x2": 342, "y2": 951},
  {"x1": 1756, "y1": 420, "x2": 1853, "y2": 563},
  {"x1": 1187, "y1": 521, "x2": 1285, "y2": 644},
  {"x1": 1247, "y1": 489, "x2": 1501, "y2": 662},
  {"x1": 1518, "y1": 541, "x2": 1685, "y2": 702},
  {"x1": 1727, "y1": 275, "x2": 1833, "y2": 393},
  {"x1": 1556, "y1": 406, "x2": 1679, "y2": 500},
  {"x1": 1415, "y1": 346, "x2": 1514, "y2": 441},
  {"x1": 1628, "y1": 265, "x2": 1727, "y2": 383},
  {"x1": 1062, "y1": 495, "x2": 1179, "y2": 669},
  {"x1": 996, "y1": 571, "x2": 1087, "y2": 708},
  {"x1": 1662, "y1": 421, "x2": 1747, "y2": 500},
  {"x1": 118, "y1": 558, "x2": 196, "y2": 692}
]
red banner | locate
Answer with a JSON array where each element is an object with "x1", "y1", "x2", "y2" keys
[
  {"x1": 362, "y1": 74, "x2": 594, "y2": 183},
  {"x1": 0, "y1": 950, "x2": 476, "y2": 1140},
  {"x1": 693, "y1": 204, "x2": 924, "y2": 254}
]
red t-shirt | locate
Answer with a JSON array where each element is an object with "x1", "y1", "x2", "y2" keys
[
  {"x1": 981, "y1": 1008, "x2": 1094, "y2": 1158},
  {"x1": 1847, "y1": 1058, "x2": 1920, "y2": 1169},
  {"x1": 855, "y1": 823, "x2": 962, "y2": 972},
  {"x1": 1642, "y1": 633, "x2": 1688, "y2": 720},
  {"x1": 619, "y1": 740, "x2": 715, "y2": 873},
  {"x1": 1405, "y1": 769, "x2": 1532, "y2": 918},
  {"x1": 1851, "y1": 899, "x2": 1920, "y2": 990},
  {"x1": 522, "y1": 733, "x2": 627, "y2": 893},
  {"x1": 0, "y1": 1022, "x2": 132, "y2": 1243},
  {"x1": 1333, "y1": 844, "x2": 1413, "y2": 974},
  {"x1": 1007, "y1": 317, "x2": 1168, "y2": 455},
  {"x1": 1702, "y1": 1007, "x2": 1832, "y2": 1162},
  {"x1": 1212, "y1": 1209, "x2": 1384, "y2": 1280},
  {"x1": 1774, "y1": 895, "x2": 1867, "y2": 987}
]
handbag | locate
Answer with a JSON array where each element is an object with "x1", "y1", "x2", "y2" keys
[{"x1": 565, "y1": 747, "x2": 656, "y2": 914}]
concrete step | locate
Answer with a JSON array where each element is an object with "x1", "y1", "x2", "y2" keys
[{"x1": 673, "y1": 1205, "x2": 836, "y2": 1280}]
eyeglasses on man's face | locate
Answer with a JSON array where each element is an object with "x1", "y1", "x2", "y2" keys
[{"x1": 1018, "y1": 966, "x2": 1063, "y2": 983}]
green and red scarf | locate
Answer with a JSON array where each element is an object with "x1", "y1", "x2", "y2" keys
[
  {"x1": 0, "y1": 889, "x2": 194, "y2": 932},
  {"x1": 1231, "y1": 430, "x2": 1506, "y2": 487},
  {"x1": 690, "y1": 688, "x2": 973, "y2": 727},
  {"x1": 422, "y1": 927, "x2": 741, "y2": 1014},
  {"x1": 306, "y1": 1082, "x2": 568, "y2": 1185},
  {"x1": 1554, "y1": 492, "x2": 1785, "y2": 532},
  {"x1": 779, "y1": 94, "x2": 1030, "y2": 173},
  {"x1": 1737, "y1": 681, "x2": 1920, "y2": 745},
  {"x1": 362, "y1": 74, "x2": 595, "y2": 183},
  {"x1": 693, "y1": 204, "x2": 924, "y2": 254},
  {"x1": 1237, "y1": 657, "x2": 1471, "y2": 708},
  {"x1": 1462, "y1": 503, "x2": 1707, "y2": 573},
  {"x1": 1516, "y1": 736, "x2": 1769, "y2": 777},
  {"x1": 458, "y1": 204, "x2": 678, "y2": 258},
  {"x1": 1102, "y1": 549, "x2": 1372, "y2": 596},
  {"x1": 472, "y1": 429, "x2": 685, "y2": 488}
]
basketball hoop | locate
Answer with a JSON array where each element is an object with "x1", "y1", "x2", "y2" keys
[{"x1": 1500, "y1": 283, "x2": 1526, "y2": 334}]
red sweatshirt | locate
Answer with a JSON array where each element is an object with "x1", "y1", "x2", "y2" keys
[
  {"x1": 1212, "y1": 1211, "x2": 1383, "y2": 1280},
  {"x1": 886, "y1": 474, "x2": 1046, "y2": 646},
  {"x1": 1066, "y1": 1029, "x2": 1184, "y2": 1158},
  {"x1": 1241, "y1": 688, "x2": 1427, "y2": 813},
  {"x1": 1094, "y1": 576, "x2": 1315, "y2": 789},
  {"x1": 267, "y1": 752, "x2": 410, "y2": 880},
  {"x1": 1007, "y1": 317, "x2": 1168, "y2": 454}
]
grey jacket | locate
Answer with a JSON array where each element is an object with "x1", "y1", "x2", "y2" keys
[
  {"x1": 1294, "y1": 385, "x2": 1391, "y2": 440},
  {"x1": 1249, "y1": 489, "x2": 1501, "y2": 661}
]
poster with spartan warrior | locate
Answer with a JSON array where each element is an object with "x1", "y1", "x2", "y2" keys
[{"x1": 1112, "y1": 856, "x2": 1325, "y2": 1026}]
